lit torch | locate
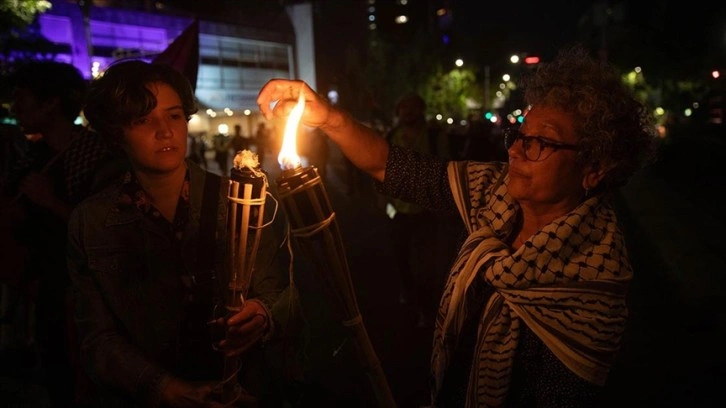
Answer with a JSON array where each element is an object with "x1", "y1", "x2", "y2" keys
[
  {"x1": 275, "y1": 91, "x2": 396, "y2": 407},
  {"x1": 221, "y1": 149, "x2": 268, "y2": 404}
]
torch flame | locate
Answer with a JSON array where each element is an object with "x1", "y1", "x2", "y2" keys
[{"x1": 277, "y1": 90, "x2": 305, "y2": 170}]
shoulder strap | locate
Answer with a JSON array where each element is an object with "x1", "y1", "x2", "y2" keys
[{"x1": 197, "y1": 173, "x2": 221, "y2": 275}]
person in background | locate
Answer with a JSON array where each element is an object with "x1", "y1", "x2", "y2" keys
[
  {"x1": 257, "y1": 43, "x2": 657, "y2": 406},
  {"x1": 461, "y1": 113, "x2": 500, "y2": 162},
  {"x1": 71, "y1": 60, "x2": 304, "y2": 407},
  {"x1": 1, "y1": 60, "x2": 123, "y2": 408},
  {"x1": 186, "y1": 132, "x2": 203, "y2": 167},
  {"x1": 253, "y1": 122, "x2": 270, "y2": 169},
  {"x1": 212, "y1": 131, "x2": 230, "y2": 175},
  {"x1": 0, "y1": 106, "x2": 28, "y2": 193},
  {"x1": 197, "y1": 132, "x2": 209, "y2": 170},
  {"x1": 230, "y1": 124, "x2": 250, "y2": 155},
  {"x1": 385, "y1": 93, "x2": 445, "y2": 328}
]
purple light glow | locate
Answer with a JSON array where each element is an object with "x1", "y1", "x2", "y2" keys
[{"x1": 37, "y1": 12, "x2": 170, "y2": 79}]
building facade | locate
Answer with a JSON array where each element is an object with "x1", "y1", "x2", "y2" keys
[{"x1": 31, "y1": 0, "x2": 315, "y2": 140}]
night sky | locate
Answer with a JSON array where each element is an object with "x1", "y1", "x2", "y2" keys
[
  {"x1": 447, "y1": 1, "x2": 596, "y2": 63},
  {"x1": 312, "y1": 0, "x2": 726, "y2": 83},
  {"x1": 312, "y1": 0, "x2": 596, "y2": 75}
]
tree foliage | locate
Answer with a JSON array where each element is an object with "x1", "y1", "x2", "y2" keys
[
  {"x1": 0, "y1": 0, "x2": 52, "y2": 30},
  {"x1": 362, "y1": 26, "x2": 441, "y2": 123},
  {"x1": 420, "y1": 65, "x2": 481, "y2": 119},
  {"x1": 359, "y1": 25, "x2": 486, "y2": 123},
  {"x1": 578, "y1": 1, "x2": 725, "y2": 117}
]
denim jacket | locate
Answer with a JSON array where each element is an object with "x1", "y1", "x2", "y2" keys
[{"x1": 67, "y1": 160, "x2": 292, "y2": 407}]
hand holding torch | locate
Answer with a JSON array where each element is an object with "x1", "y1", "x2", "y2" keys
[{"x1": 219, "y1": 150, "x2": 268, "y2": 405}]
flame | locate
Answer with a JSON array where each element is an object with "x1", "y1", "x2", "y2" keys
[{"x1": 277, "y1": 90, "x2": 305, "y2": 170}]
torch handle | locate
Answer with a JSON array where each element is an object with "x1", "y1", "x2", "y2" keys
[
  {"x1": 277, "y1": 167, "x2": 397, "y2": 407},
  {"x1": 227, "y1": 181, "x2": 267, "y2": 313},
  {"x1": 344, "y1": 316, "x2": 398, "y2": 408},
  {"x1": 231, "y1": 183, "x2": 253, "y2": 306},
  {"x1": 221, "y1": 181, "x2": 256, "y2": 405}
]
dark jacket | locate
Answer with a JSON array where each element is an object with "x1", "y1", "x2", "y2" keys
[{"x1": 67, "y1": 160, "x2": 297, "y2": 407}]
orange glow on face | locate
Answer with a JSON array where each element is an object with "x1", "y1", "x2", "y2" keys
[{"x1": 277, "y1": 90, "x2": 305, "y2": 170}]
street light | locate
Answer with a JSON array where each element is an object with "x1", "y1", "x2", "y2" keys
[{"x1": 484, "y1": 54, "x2": 520, "y2": 110}]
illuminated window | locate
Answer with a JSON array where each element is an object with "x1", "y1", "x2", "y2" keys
[
  {"x1": 198, "y1": 34, "x2": 291, "y2": 91},
  {"x1": 91, "y1": 21, "x2": 168, "y2": 53}
]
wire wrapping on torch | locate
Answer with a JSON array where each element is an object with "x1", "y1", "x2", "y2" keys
[
  {"x1": 341, "y1": 314, "x2": 363, "y2": 327},
  {"x1": 289, "y1": 213, "x2": 334, "y2": 237},
  {"x1": 227, "y1": 196, "x2": 266, "y2": 206},
  {"x1": 226, "y1": 191, "x2": 280, "y2": 230}
]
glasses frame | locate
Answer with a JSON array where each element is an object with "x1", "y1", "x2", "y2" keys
[{"x1": 503, "y1": 127, "x2": 579, "y2": 161}]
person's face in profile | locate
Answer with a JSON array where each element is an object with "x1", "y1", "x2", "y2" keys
[
  {"x1": 10, "y1": 87, "x2": 55, "y2": 134},
  {"x1": 506, "y1": 106, "x2": 585, "y2": 211},
  {"x1": 122, "y1": 81, "x2": 189, "y2": 175}
]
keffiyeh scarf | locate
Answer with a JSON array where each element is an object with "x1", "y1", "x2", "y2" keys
[{"x1": 431, "y1": 161, "x2": 632, "y2": 407}]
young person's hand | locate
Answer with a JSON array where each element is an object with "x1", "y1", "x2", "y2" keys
[
  {"x1": 214, "y1": 299, "x2": 270, "y2": 357},
  {"x1": 159, "y1": 376, "x2": 227, "y2": 408}
]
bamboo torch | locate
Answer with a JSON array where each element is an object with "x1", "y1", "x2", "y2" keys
[
  {"x1": 220, "y1": 150, "x2": 268, "y2": 405},
  {"x1": 274, "y1": 92, "x2": 396, "y2": 408}
]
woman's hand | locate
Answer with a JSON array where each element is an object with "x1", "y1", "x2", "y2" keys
[
  {"x1": 257, "y1": 78, "x2": 389, "y2": 182},
  {"x1": 215, "y1": 299, "x2": 270, "y2": 358},
  {"x1": 256, "y1": 79, "x2": 334, "y2": 130}
]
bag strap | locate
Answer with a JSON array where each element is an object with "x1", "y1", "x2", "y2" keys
[{"x1": 195, "y1": 173, "x2": 221, "y2": 283}]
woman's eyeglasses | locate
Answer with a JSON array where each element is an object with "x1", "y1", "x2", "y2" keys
[{"x1": 503, "y1": 127, "x2": 579, "y2": 161}]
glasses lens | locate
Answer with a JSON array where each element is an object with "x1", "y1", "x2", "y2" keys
[{"x1": 524, "y1": 138, "x2": 541, "y2": 161}]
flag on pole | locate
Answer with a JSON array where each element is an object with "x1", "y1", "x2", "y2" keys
[{"x1": 153, "y1": 19, "x2": 199, "y2": 91}]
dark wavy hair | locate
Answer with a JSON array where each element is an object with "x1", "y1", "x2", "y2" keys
[
  {"x1": 11, "y1": 61, "x2": 87, "y2": 122},
  {"x1": 83, "y1": 60, "x2": 197, "y2": 144},
  {"x1": 522, "y1": 43, "x2": 658, "y2": 194}
]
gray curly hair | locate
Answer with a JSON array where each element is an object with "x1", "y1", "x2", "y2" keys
[{"x1": 522, "y1": 43, "x2": 658, "y2": 194}]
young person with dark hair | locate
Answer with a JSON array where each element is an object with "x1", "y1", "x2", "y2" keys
[{"x1": 71, "y1": 60, "x2": 303, "y2": 407}]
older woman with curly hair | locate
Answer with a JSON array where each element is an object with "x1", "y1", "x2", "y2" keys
[{"x1": 257, "y1": 43, "x2": 657, "y2": 407}]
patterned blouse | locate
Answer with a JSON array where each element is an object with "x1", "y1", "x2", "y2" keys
[{"x1": 116, "y1": 169, "x2": 191, "y2": 242}]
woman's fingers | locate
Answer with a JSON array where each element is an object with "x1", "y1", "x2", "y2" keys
[{"x1": 257, "y1": 79, "x2": 299, "y2": 119}]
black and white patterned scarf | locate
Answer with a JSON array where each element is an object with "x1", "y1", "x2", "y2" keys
[
  {"x1": 63, "y1": 126, "x2": 115, "y2": 205},
  {"x1": 431, "y1": 161, "x2": 632, "y2": 407},
  {"x1": 6, "y1": 126, "x2": 113, "y2": 205}
]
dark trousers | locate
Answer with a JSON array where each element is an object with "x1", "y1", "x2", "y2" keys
[{"x1": 390, "y1": 211, "x2": 439, "y2": 320}]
